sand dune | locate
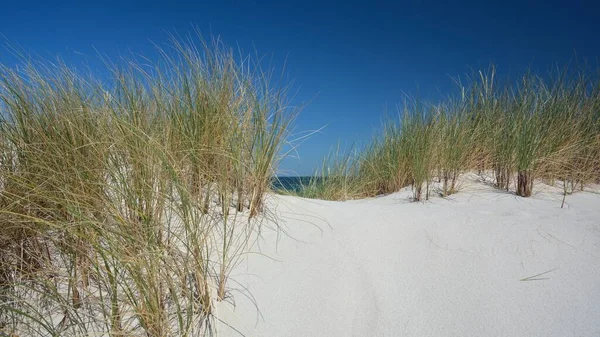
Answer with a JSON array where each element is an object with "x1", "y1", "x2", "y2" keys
[{"x1": 218, "y1": 174, "x2": 600, "y2": 337}]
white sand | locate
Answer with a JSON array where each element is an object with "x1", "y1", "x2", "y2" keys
[{"x1": 217, "y1": 174, "x2": 600, "y2": 337}]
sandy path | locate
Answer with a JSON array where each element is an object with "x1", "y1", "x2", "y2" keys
[{"x1": 218, "y1": 176, "x2": 600, "y2": 336}]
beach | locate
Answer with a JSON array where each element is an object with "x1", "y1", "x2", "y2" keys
[{"x1": 218, "y1": 174, "x2": 600, "y2": 336}]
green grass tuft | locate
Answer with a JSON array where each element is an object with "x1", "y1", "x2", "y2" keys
[{"x1": 0, "y1": 33, "x2": 296, "y2": 336}]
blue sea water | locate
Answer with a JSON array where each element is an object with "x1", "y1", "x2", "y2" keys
[{"x1": 271, "y1": 176, "x2": 319, "y2": 192}]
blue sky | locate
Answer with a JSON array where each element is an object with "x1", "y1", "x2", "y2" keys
[{"x1": 1, "y1": 0, "x2": 599, "y2": 175}]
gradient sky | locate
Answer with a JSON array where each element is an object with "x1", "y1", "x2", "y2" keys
[{"x1": 1, "y1": 0, "x2": 599, "y2": 175}]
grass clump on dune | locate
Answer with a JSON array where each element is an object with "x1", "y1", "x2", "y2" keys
[
  {"x1": 0, "y1": 33, "x2": 295, "y2": 336},
  {"x1": 297, "y1": 65, "x2": 600, "y2": 201}
]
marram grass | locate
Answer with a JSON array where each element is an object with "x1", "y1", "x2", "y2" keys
[
  {"x1": 296, "y1": 66, "x2": 600, "y2": 201},
  {"x1": 0, "y1": 34, "x2": 295, "y2": 336}
]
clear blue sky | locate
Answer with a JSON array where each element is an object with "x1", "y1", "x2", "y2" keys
[{"x1": 1, "y1": 0, "x2": 599, "y2": 175}]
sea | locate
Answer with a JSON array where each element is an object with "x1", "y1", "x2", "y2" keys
[{"x1": 271, "y1": 176, "x2": 319, "y2": 193}]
